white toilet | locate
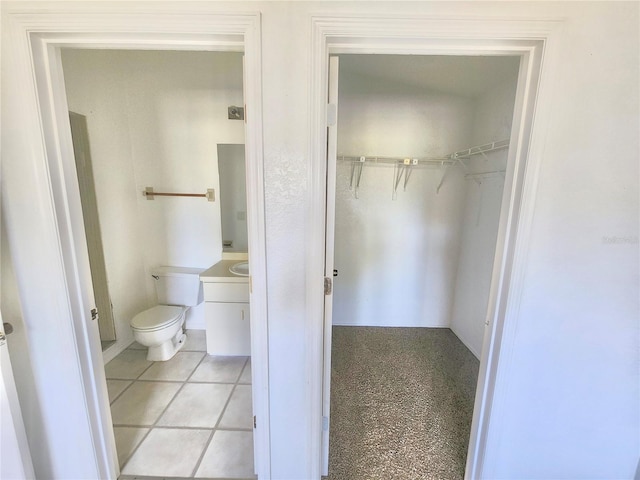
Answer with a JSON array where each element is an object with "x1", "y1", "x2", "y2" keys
[{"x1": 130, "y1": 266, "x2": 203, "y2": 361}]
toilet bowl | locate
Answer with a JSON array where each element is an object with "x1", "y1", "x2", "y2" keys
[
  {"x1": 131, "y1": 305, "x2": 187, "y2": 361},
  {"x1": 130, "y1": 266, "x2": 204, "y2": 361}
]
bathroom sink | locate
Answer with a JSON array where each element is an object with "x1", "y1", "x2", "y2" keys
[{"x1": 229, "y1": 261, "x2": 249, "y2": 276}]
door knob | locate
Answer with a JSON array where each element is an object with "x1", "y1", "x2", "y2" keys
[{"x1": 3, "y1": 322, "x2": 13, "y2": 335}]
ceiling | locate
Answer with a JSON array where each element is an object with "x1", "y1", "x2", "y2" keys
[{"x1": 339, "y1": 54, "x2": 521, "y2": 98}]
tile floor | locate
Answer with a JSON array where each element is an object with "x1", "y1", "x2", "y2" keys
[{"x1": 105, "y1": 330, "x2": 256, "y2": 480}]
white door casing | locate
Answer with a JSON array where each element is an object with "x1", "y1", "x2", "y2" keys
[
  {"x1": 308, "y1": 16, "x2": 562, "y2": 479},
  {"x1": 3, "y1": 8, "x2": 269, "y2": 479}
]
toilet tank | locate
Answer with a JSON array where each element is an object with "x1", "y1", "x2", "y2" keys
[{"x1": 152, "y1": 266, "x2": 204, "y2": 306}]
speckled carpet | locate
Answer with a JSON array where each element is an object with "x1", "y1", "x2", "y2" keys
[{"x1": 326, "y1": 327, "x2": 479, "y2": 480}]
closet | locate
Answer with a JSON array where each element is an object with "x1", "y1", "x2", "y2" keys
[{"x1": 325, "y1": 54, "x2": 521, "y2": 477}]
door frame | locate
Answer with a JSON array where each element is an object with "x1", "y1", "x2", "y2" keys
[
  {"x1": 307, "y1": 15, "x2": 563, "y2": 478},
  {"x1": 3, "y1": 7, "x2": 269, "y2": 479}
]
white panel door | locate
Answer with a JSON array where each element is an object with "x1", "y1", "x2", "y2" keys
[
  {"x1": 0, "y1": 314, "x2": 35, "y2": 479},
  {"x1": 321, "y1": 55, "x2": 340, "y2": 476}
]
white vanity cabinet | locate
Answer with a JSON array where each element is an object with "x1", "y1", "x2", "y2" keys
[{"x1": 200, "y1": 260, "x2": 251, "y2": 356}]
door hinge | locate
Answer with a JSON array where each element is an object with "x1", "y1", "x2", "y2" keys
[
  {"x1": 91, "y1": 308, "x2": 98, "y2": 321},
  {"x1": 326, "y1": 103, "x2": 337, "y2": 127},
  {"x1": 253, "y1": 415, "x2": 257, "y2": 429},
  {"x1": 324, "y1": 277, "x2": 332, "y2": 295}
]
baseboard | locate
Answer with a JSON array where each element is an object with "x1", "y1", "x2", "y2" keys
[
  {"x1": 102, "y1": 338, "x2": 133, "y2": 364},
  {"x1": 332, "y1": 320, "x2": 450, "y2": 328},
  {"x1": 449, "y1": 324, "x2": 481, "y2": 359}
]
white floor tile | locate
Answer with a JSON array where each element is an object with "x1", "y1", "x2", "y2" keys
[
  {"x1": 195, "y1": 430, "x2": 255, "y2": 479},
  {"x1": 183, "y1": 330, "x2": 207, "y2": 352},
  {"x1": 111, "y1": 381, "x2": 181, "y2": 426},
  {"x1": 121, "y1": 428, "x2": 211, "y2": 477},
  {"x1": 113, "y1": 427, "x2": 149, "y2": 467},
  {"x1": 238, "y1": 359, "x2": 252, "y2": 384},
  {"x1": 189, "y1": 356, "x2": 247, "y2": 383},
  {"x1": 128, "y1": 341, "x2": 146, "y2": 350},
  {"x1": 157, "y1": 383, "x2": 233, "y2": 428},
  {"x1": 106, "y1": 379, "x2": 132, "y2": 403},
  {"x1": 105, "y1": 349, "x2": 152, "y2": 379},
  {"x1": 139, "y1": 352, "x2": 205, "y2": 382},
  {"x1": 219, "y1": 385, "x2": 253, "y2": 429}
]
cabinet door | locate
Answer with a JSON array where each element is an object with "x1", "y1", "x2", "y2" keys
[{"x1": 205, "y1": 302, "x2": 251, "y2": 356}]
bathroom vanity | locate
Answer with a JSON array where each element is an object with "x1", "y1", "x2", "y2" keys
[{"x1": 200, "y1": 259, "x2": 250, "y2": 355}]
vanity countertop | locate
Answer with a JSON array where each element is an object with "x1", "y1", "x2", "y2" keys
[{"x1": 200, "y1": 260, "x2": 249, "y2": 283}]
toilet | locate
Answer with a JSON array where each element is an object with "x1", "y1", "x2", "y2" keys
[{"x1": 130, "y1": 266, "x2": 203, "y2": 361}]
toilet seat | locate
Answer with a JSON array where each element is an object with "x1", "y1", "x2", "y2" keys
[{"x1": 131, "y1": 305, "x2": 185, "y2": 332}]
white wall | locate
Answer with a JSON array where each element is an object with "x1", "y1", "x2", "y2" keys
[
  {"x1": 61, "y1": 50, "x2": 244, "y2": 342},
  {"x1": 2, "y1": 2, "x2": 638, "y2": 479},
  {"x1": 450, "y1": 75, "x2": 519, "y2": 357},
  {"x1": 480, "y1": 4, "x2": 639, "y2": 477},
  {"x1": 333, "y1": 69, "x2": 472, "y2": 327}
]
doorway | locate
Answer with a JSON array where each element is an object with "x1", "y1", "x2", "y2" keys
[
  {"x1": 309, "y1": 17, "x2": 549, "y2": 480},
  {"x1": 60, "y1": 48, "x2": 256, "y2": 478},
  {"x1": 11, "y1": 13, "x2": 270, "y2": 479},
  {"x1": 322, "y1": 54, "x2": 520, "y2": 477}
]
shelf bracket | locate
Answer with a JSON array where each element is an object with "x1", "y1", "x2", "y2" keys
[{"x1": 349, "y1": 156, "x2": 365, "y2": 199}]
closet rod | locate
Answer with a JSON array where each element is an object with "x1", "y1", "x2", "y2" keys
[
  {"x1": 465, "y1": 170, "x2": 506, "y2": 180},
  {"x1": 143, "y1": 187, "x2": 215, "y2": 202}
]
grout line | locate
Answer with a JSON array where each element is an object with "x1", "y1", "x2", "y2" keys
[
  {"x1": 119, "y1": 476, "x2": 256, "y2": 480},
  {"x1": 113, "y1": 425, "x2": 153, "y2": 474},
  {"x1": 111, "y1": 348, "x2": 254, "y2": 479},
  {"x1": 109, "y1": 380, "x2": 135, "y2": 406},
  {"x1": 190, "y1": 373, "x2": 239, "y2": 476},
  {"x1": 134, "y1": 356, "x2": 156, "y2": 380},
  {"x1": 119, "y1": 349, "x2": 211, "y2": 474},
  {"x1": 113, "y1": 424, "x2": 252, "y2": 432},
  {"x1": 190, "y1": 355, "x2": 251, "y2": 477},
  {"x1": 185, "y1": 351, "x2": 209, "y2": 383},
  {"x1": 117, "y1": 352, "x2": 199, "y2": 471},
  {"x1": 190, "y1": 428, "x2": 216, "y2": 478},
  {"x1": 237, "y1": 356, "x2": 250, "y2": 384}
]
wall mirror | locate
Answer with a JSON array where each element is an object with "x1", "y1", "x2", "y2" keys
[{"x1": 218, "y1": 144, "x2": 248, "y2": 252}]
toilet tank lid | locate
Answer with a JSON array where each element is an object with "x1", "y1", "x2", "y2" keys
[{"x1": 151, "y1": 266, "x2": 206, "y2": 278}]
